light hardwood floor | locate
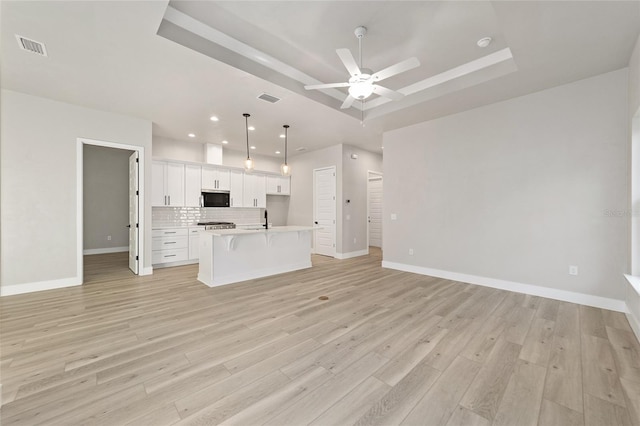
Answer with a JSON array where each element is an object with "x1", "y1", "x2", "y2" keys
[{"x1": 1, "y1": 249, "x2": 639, "y2": 425}]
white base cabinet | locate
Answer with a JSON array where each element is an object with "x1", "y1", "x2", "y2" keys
[{"x1": 152, "y1": 228, "x2": 188, "y2": 264}]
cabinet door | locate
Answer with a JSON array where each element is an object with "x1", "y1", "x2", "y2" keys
[
  {"x1": 217, "y1": 169, "x2": 230, "y2": 191},
  {"x1": 243, "y1": 174, "x2": 255, "y2": 207},
  {"x1": 266, "y1": 176, "x2": 279, "y2": 194},
  {"x1": 184, "y1": 165, "x2": 202, "y2": 207},
  {"x1": 255, "y1": 174, "x2": 266, "y2": 208},
  {"x1": 279, "y1": 176, "x2": 290, "y2": 195},
  {"x1": 165, "y1": 162, "x2": 185, "y2": 206},
  {"x1": 201, "y1": 167, "x2": 216, "y2": 190},
  {"x1": 151, "y1": 161, "x2": 167, "y2": 206},
  {"x1": 230, "y1": 170, "x2": 244, "y2": 207}
]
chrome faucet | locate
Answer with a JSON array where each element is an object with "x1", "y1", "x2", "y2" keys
[{"x1": 263, "y1": 209, "x2": 268, "y2": 230}]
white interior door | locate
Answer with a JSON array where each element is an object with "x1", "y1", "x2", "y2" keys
[
  {"x1": 368, "y1": 174, "x2": 383, "y2": 248},
  {"x1": 313, "y1": 166, "x2": 336, "y2": 257},
  {"x1": 128, "y1": 152, "x2": 139, "y2": 274}
]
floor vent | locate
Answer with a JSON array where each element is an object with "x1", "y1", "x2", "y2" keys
[
  {"x1": 16, "y1": 35, "x2": 47, "y2": 56},
  {"x1": 257, "y1": 93, "x2": 281, "y2": 104}
]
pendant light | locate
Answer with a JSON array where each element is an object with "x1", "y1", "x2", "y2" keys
[
  {"x1": 280, "y1": 124, "x2": 291, "y2": 176},
  {"x1": 243, "y1": 113, "x2": 254, "y2": 172}
]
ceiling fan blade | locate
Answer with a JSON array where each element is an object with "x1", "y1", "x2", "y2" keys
[
  {"x1": 371, "y1": 57, "x2": 420, "y2": 82},
  {"x1": 336, "y1": 48, "x2": 362, "y2": 77},
  {"x1": 372, "y1": 85, "x2": 404, "y2": 101},
  {"x1": 304, "y1": 82, "x2": 350, "y2": 90},
  {"x1": 341, "y1": 95, "x2": 356, "y2": 109}
]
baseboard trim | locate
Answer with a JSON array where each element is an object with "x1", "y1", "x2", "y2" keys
[
  {"x1": 83, "y1": 246, "x2": 129, "y2": 255},
  {"x1": 382, "y1": 261, "x2": 626, "y2": 313},
  {"x1": 624, "y1": 275, "x2": 640, "y2": 342},
  {"x1": 1, "y1": 276, "x2": 82, "y2": 297},
  {"x1": 335, "y1": 249, "x2": 369, "y2": 260},
  {"x1": 140, "y1": 266, "x2": 154, "y2": 276}
]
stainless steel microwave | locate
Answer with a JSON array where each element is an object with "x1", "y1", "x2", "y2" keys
[{"x1": 201, "y1": 191, "x2": 230, "y2": 207}]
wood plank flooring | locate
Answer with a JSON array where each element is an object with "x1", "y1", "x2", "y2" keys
[{"x1": 1, "y1": 249, "x2": 639, "y2": 425}]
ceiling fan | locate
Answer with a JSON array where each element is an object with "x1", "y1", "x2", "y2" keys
[{"x1": 304, "y1": 26, "x2": 420, "y2": 109}]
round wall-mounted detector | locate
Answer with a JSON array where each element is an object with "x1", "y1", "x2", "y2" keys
[{"x1": 477, "y1": 37, "x2": 492, "y2": 48}]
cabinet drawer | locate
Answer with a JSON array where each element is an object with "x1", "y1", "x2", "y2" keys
[
  {"x1": 188, "y1": 227, "x2": 205, "y2": 235},
  {"x1": 152, "y1": 236, "x2": 188, "y2": 250},
  {"x1": 152, "y1": 228, "x2": 188, "y2": 238},
  {"x1": 152, "y1": 248, "x2": 188, "y2": 264}
]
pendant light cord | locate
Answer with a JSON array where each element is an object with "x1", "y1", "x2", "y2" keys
[{"x1": 244, "y1": 113, "x2": 250, "y2": 159}]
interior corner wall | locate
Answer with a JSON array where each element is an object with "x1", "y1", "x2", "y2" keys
[
  {"x1": 341, "y1": 146, "x2": 383, "y2": 255},
  {"x1": 83, "y1": 145, "x2": 132, "y2": 251},
  {"x1": 382, "y1": 68, "x2": 628, "y2": 305},
  {"x1": 287, "y1": 144, "x2": 343, "y2": 252},
  {"x1": 1, "y1": 90, "x2": 152, "y2": 294}
]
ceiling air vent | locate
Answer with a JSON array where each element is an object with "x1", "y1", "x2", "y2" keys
[
  {"x1": 257, "y1": 93, "x2": 281, "y2": 104},
  {"x1": 16, "y1": 35, "x2": 47, "y2": 57},
  {"x1": 296, "y1": 147, "x2": 307, "y2": 152}
]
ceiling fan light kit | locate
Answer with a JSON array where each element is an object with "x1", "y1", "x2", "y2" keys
[{"x1": 304, "y1": 25, "x2": 420, "y2": 110}]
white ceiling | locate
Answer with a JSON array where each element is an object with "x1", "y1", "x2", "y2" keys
[{"x1": 2, "y1": 1, "x2": 639, "y2": 158}]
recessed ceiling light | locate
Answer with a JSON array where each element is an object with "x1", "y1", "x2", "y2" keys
[
  {"x1": 477, "y1": 37, "x2": 492, "y2": 48},
  {"x1": 275, "y1": 150, "x2": 281, "y2": 154},
  {"x1": 210, "y1": 116, "x2": 219, "y2": 122},
  {"x1": 248, "y1": 126, "x2": 255, "y2": 131},
  {"x1": 221, "y1": 140, "x2": 228, "y2": 144},
  {"x1": 250, "y1": 146, "x2": 256, "y2": 150},
  {"x1": 279, "y1": 134, "x2": 285, "y2": 138},
  {"x1": 188, "y1": 133, "x2": 195, "y2": 138}
]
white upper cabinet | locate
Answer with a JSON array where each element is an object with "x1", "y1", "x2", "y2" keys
[
  {"x1": 229, "y1": 170, "x2": 244, "y2": 207},
  {"x1": 202, "y1": 167, "x2": 230, "y2": 191},
  {"x1": 152, "y1": 161, "x2": 185, "y2": 207},
  {"x1": 184, "y1": 164, "x2": 202, "y2": 207},
  {"x1": 243, "y1": 174, "x2": 266, "y2": 208},
  {"x1": 266, "y1": 175, "x2": 290, "y2": 195}
]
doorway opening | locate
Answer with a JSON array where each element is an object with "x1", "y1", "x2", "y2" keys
[
  {"x1": 367, "y1": 171, "x2": 383, "y2": 249},
  {"x1": 77, "y1": 138, "x2": 144, "y2": 284}
]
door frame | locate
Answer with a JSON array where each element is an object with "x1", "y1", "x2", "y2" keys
[
  {"x1": 367, "y1": 170, "x2": 383, "y2": 249},
  {"x1": 312, "y1": 165, "x2": 337, "y2": 257},
  {"x1": 76, "y1": 138, "x2": 146, "y2": 281}
]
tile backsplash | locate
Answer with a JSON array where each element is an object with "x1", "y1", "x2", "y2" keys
[{"x1": 152, "y1": 207, "x2": 262, "y2": 227}]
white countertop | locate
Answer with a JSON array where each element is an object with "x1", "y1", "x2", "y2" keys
[{"x1": 204, "y1": 225, "x2": 320, "y2": 236}]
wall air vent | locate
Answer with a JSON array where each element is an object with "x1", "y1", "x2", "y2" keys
[
  {"x1": 257, "y1": 93, "x2": 281, "y2": 104},
  {"x1": 15, "y1": 35, "x2": 47, "y2": 56}
]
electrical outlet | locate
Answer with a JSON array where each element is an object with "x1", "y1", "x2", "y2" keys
[
  {"x1": 107, "y1": 235, "x2": 112, "y2": 241},
  {"x1": 409, "y1": 248, "x2": 414, "y2": 255},
  {"x1": 569, "y1": 265, "x2": 578, "y2": 276},
  {"x1": 353, "y1": 237, "x2": 356, "y2": 244},
  {"x1": 346, "y1": 214, "x2": 351, "y2": 220},
  {"x1": 391, "y1": 213, "x2": 397, "y2": 221}
]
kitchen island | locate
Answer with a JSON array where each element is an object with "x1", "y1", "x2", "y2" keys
[{"x1": 197, "y1": 226, "x2": 317, "y2": 287}]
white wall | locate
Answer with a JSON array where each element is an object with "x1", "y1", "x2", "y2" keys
[
  {"x1": 285, "y1": 143, "x2": 381, "y2": 257},
  {"x1": 287, "y1": 145, "x2": 343, "y2": 251},
  {"x1": 153, "y1": 136, "x2": 282, "y2": 173},
  {"x1": 383, "y1": 69, "x2": 628, "y2": 308},
  {"x1": 83, "y1": 145, "x2": 132, "y2": 251},
  {"x1": 341, "y1": 146, "x2": 383, "y2": 255},
  {"x1": 627, "y1": 33, "x2": 640, "y2": 337},
  {"x1": 1, "y1": 90, "x2": 152, "y2": 295}
]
